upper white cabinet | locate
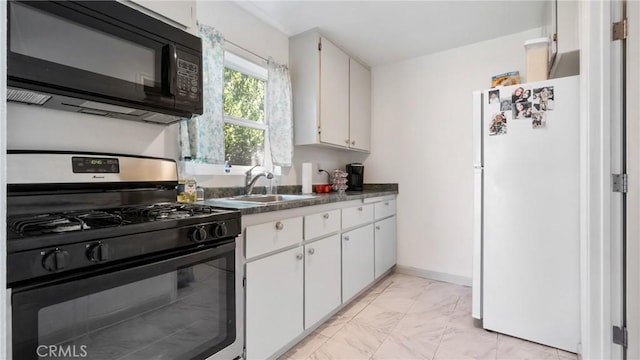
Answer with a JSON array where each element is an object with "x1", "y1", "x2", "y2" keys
[
  {"x1": 290, "y1": 30, "x2": 372, "y2": 152},
  {"x1": 349, "y1": 59, "x2": 372, "y2": 151},
  {"x1": 319, "y1": 38, "x2": 350, "y2": 147},
  {"x1": 557, "y1": 0, "x2": 578, "y2": 53},
  {"x1": 121, "y1": 0, "x2": 196, "y2": 32}
]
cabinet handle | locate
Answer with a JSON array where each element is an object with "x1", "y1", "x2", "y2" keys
[
  {"x1": 376, "y1": 225, "x2": 381, "y2": 230},
  {"x1": 275, "y1": 221, "x2": 284, "y2": 230},
  {"x1": 351, "y1": 140, "x2": 356, "y2": 145},
  {"x1": 308, "y1": 248, "x2": 315, "y2": 255},
  {"x1": 323, "y1": 213, "x2": 330, "y2": 219},
  {"x1": 344, "y1": 236, "x2": 350, "y2": 241},
  {"x1": 358, "y1": 207, "x2": 363, "y2": 211},
  {"x1": 345, "y1": 139, "x2": 350, "y2": 145},
  {"x1": 296, "y1": 253, "x2": 303, "y2": 260}
]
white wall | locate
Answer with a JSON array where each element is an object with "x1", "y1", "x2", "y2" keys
[
  {"x1": 6, "y1": 1, "x2": 361, "y2": 189},
  {"x1": 366, "y1": 27, "x2": 543, "y2": 281},
  {"x1": 6, "y1": 105, "x2": 180, "y2": 158},
  {"x1": 197, "y1": 1, "x2": 288, "y2": 65}
]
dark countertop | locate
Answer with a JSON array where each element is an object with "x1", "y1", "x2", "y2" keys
[{"x1": 200, "y1": 184, "x2": 398, "y2": 215}]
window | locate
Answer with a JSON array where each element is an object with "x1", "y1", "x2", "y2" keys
[{"x1": 223, "y1": 52, "x2": 268, "y2": 166}]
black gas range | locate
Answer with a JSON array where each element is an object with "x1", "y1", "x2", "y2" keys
[
  {"x1": 7, "y1": 151, "x2": 243, "y2": 360},
  {"x1": 7, "y1": 201, "x2": 241, "y2": 285}
]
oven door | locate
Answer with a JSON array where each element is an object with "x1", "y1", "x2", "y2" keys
[
  {"x1": 7, "y1": 1, "x2": 202, "y2": 117},
  {"x1": 10, "y1": 241, "x2": 240, "y2": 360}
]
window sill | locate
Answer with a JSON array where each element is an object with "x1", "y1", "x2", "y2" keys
[
  {"x1": 182, "y1": 161, "x2": 243, "y2": 176},
  {"x1": 181, "y1": 161, "x2": 279, "y2": 176}
]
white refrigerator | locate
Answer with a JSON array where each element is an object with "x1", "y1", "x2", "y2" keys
[{"x1": 472, "y1": 75, "x2": 580, "y2": 352}]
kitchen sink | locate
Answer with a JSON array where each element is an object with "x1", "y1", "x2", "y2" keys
[{"x1": 228, "y1": 194, "x2": 316, "y2": 203}]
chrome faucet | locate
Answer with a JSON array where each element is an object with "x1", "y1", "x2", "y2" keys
[{"x1": 245, "y1": 165, "x2": 274, "y2": 195}]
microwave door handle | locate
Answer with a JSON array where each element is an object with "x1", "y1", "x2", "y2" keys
[{"x1": 162, "y1": 44, "x2": 177, "y2": 96}]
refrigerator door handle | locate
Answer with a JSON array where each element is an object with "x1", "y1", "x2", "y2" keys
[{"x1": 472, "y1": 167, "x2": 483, "y2": 320}]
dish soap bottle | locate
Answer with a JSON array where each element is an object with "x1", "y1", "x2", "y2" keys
[{"x1": 177, "y1": 157, "x2": 197, "y2": 203}]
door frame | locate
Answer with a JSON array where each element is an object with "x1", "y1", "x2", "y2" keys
[
  {"x1": 1, "y1": 1, "x2": 8, "y2": 358},
  {"x1": 611, "y1": 1, "x2": 625, "y2": 359},
  {"x1": 625, "y1": 1, "x2": 640, "y2": 358},
  {"x1": 579, "y1": 1, "x2": 623, "y2": 358}
]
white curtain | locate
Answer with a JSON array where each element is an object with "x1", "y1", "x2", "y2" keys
[
  {"x1": 266, "y1": 58, "x2": 293, "y2": 167},
  {"x1": 180, "y1": 23, "x2": 225, "y2": 163}
]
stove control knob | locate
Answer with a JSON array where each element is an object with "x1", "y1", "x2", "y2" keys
[
  {"x1": 87, "y1": 242, "x2": 110, "y2": 262},
  {"x1": 191, "y1": 226, "x2": 208, "y2": 242},
  {"x1": 42, "y1": 248, "x2": 70, "y2": 272},
  {"x1": 212, "y1": 222, "x2": 228, "y2": 238}
]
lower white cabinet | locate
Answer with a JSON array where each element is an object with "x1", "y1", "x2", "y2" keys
[
  {"x1": 305, "y1": 234, "x2": 342, "y2": 328},
  {"x1": 342, "y1": 224, "x2": 374, "y2": 302},
  {"x1": 374, "y1": 216, "x2": 397, "y2": 279},
  {"x1": 246, "y1": 247, "x2": 304, "y2": 360},
  {"x1": 244, "y1": 196, "x2": 397, "y2": 359}
]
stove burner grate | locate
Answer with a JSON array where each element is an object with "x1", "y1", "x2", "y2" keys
[
  {"x1": 117, "y1": 203, "x2": 217, "y2": 221},
  {"x1": 8, "y1": 211, "x2": 124, "y2": 236}
]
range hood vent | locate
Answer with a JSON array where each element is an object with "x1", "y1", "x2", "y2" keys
[
  {"x1": 7, "y1": 86, "x2": 184, "y2": 124},
  {"x1": 7, "y1": 88, "x2": 51, "y2": 105}
]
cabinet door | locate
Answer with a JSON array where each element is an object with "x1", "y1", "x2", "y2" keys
[
  {"x1": 342, "y1": 224, "x2": 375, "y2": 302},
  {"x1": 246, "y1": 247, "x2": 304, "y2": 360},
  {"x1": 305, "y1": 235, "x2": 342, "y2": 329},
  {"x1": 375, "y1": 216, "x2": 397, "y2": 279},
  {"x1": 349, "y1": 59, "x2": 371, "y2": 151},
  {"x1": 319, "y1": 37, "x2": 350, "y2": 147}
]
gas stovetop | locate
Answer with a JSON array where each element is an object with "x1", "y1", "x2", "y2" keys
[{"x1": 8, "y1": 203, "x2": 230, "y2": 238}]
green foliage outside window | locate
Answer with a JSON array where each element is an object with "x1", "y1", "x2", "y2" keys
[{"x1": 223, "y1": 67, "x2": 266, "y2": 166}]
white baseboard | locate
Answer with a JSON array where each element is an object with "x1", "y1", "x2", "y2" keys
[{"x1": 395, "y1": 265, "x2": 472, "y2": 287}]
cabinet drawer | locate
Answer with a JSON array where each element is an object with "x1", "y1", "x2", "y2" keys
[
  {"x1": 246, "y1": 217, "x2": 303, "y2": 259},
  {"x1": 374, "y1": 199, "x2": 396, "y2": 220},
  {"x1": 342, "y1": 204, "x2": 373, "y2": 229},
  {"x1": 304, "y1": 209, "x2": 341, "y2": 240}
]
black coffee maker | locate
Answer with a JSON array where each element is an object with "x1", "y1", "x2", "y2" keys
[{"x1": 346, "y1": 163, "x2": 364, "y2": 191}]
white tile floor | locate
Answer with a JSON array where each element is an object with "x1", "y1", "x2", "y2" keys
[{"x1": 280, "y1": 272, "x2": 578, "y2": 360}]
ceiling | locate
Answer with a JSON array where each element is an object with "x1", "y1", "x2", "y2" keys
[{"x1": 234, "y1": 1, "x2": 551, "y2": 66}]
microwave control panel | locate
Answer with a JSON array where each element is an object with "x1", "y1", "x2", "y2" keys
[{"x1": 177, "y1": 58, "x2": 199, "y2": 101}]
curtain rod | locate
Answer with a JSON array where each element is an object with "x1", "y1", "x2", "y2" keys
[{"x1": 225, "y1": 40, "x2": 269, "y2": 63}]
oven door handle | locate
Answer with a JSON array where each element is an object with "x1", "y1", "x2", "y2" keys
[{"x1": 12, "y1": 241, "x2": 236, "y2": 306}]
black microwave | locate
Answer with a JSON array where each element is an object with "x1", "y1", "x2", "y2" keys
[{"x1": 7, "y1": 1, "x2": 203, "y2": 124}]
